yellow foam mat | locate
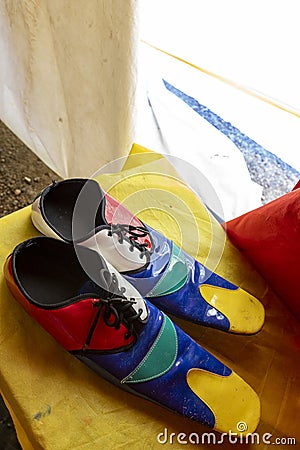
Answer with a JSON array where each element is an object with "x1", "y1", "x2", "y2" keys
[{"x1": 0, "y1": 145, "x2": 299, "y2": 449}]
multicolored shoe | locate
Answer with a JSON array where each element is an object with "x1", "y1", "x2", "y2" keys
[
  {"x1": 31, "y1": 178, "x2": 265, "y2": 334},
  {"x1": 4, "y1": 237, "x2": 260, "y2": 433}
]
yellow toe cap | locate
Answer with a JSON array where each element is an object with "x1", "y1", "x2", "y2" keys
[
  {"x1": 187, "y1": 368, "x2": 261, "y2": 434},
  {"x1": 200, "y1": 284, "x2": 265, "y2": 334}
]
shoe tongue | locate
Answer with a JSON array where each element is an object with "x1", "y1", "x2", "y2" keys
[
  {"x1": 75, "y1": 244, "x2": 149, "y2": 322},
  {"x1": 76, "y1": 278, "x2": 148, "y2": 345},
  {"x1": 77, "y1": 278, "x2": 125, "y2": 301},
  {"x1": 77, "y1": 279, "x2": 106, "y2": 297},
  {"x1": 77, "y1": 276, "x2": 149, "y2": 325}
]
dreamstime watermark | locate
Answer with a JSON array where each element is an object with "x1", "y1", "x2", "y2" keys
[
  {"x1": 156, "y1": 426, "x2": 297, "y2": 446},
  {"x1": 156, "y1": 422, "x2": 297, "y2": 446}
]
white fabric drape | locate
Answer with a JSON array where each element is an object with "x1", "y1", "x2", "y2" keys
[{"x1": 0, "y1": 0, "x2": 139, "y2": 177}]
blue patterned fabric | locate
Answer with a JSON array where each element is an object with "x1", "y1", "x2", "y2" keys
[{"x1": 163, "y1": 80, "x2": 300, "y2": 203}]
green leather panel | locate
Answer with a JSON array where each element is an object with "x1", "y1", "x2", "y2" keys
[
  {"x1": 149, "y1": 243, "x2": 188, "y2": 297},
  {"x1": 122, "y1": 315, "x2": 178, "y2": 384}
]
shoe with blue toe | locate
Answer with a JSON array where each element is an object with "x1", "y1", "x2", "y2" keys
[
  {"x1": 4, "y1": 237, "x2": 261, "y2": 433},
  {"x1": 31, "y1": 178, "x2": 265, "y2": 334}
]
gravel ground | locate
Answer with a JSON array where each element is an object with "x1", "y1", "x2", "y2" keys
[
  {"x1": 0, "y1": 400, "x2": 20, "y2": 450},
  {"x1": 0, "y1": 120, "x2": 60, "y2": 218}
]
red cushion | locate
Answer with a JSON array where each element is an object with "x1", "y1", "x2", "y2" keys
[
  {"x1": 225, "y1": 189, "x2": 300, "y2": 321},
  {"x1": 293, "y1": 180, "x2": 300, "y2": 190}
]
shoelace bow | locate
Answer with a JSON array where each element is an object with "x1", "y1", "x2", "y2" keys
[
  {"x1": 108, "y1": 224, "x2": 151, "y2": 258},
  {"x1": 83, "y1": 271, "x2": 143, "y2": 352}
]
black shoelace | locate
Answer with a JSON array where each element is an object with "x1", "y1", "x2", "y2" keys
[
  {"x1": 108, "y1": 224, "x2": 151, "y2": 259},
  {"x1": 83, "y1": 271, "x2": 143, "y2": 352}
]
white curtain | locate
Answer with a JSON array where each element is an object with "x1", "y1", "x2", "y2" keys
[{"x1": 0, "y1": 0, "x2": 139, "y2": 177}]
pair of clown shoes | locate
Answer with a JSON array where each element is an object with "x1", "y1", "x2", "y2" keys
[{"x1": 5, "y1": 178, "x2": 265, "y2": 434}]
